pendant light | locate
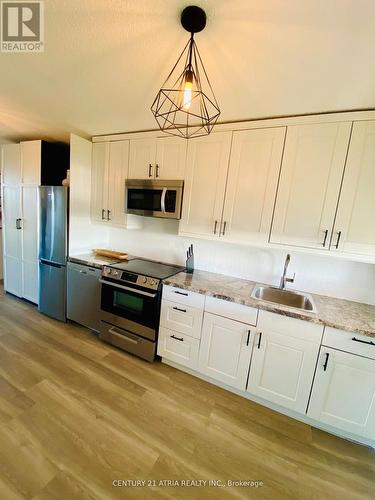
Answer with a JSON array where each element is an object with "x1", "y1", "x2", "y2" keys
[{"x1": 151, "y1": 5, "x2": 220, "y2": 139}]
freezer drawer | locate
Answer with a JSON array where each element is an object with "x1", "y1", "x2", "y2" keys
[
  {"x1": 67, "y1": 262, "x2": 101, "y2": 332},
  {"x1": 38, "y1": 260, "x2": 66, "y2": 322}
]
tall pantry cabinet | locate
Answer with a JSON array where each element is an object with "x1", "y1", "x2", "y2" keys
[{"x1": 1, "y1": 141, "x2": 68, "y2": 304}]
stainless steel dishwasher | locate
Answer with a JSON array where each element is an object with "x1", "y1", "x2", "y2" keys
[{"x1": 67, "y1": 262, "x2": 101, "y2": 332}]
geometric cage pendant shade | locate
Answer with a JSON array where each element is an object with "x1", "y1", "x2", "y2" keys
[{"x1": 151, "y1": 6, "x2": 220, "y2": 139}]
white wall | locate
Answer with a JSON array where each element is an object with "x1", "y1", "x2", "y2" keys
[
  {"x1": 107, "y1": 218, "x2": 375, "y2": 306},
  {"x1": 69, "y1": 134, "x2": 108, "y2": 255}
]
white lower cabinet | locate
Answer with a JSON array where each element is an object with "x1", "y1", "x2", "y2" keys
[
  {"x1": 158, "y1": 327, "x2": 200, "y2": 370},
  {"x1": 160, "y1": 300, "x2": 203, "y2": 339},
  {"x1": 308, "y1": 331, "x2": 375, "y2": 439},
  {"x1": 247, "y1": 311, "x2": 322, "y2": 414},
  {"x1": 198, "y1": 312, "x2": 254, "y2": 391}
]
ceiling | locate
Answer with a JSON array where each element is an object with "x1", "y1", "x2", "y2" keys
[{"x1": 1, "y1": 0, "x2": 375, "y2": 143}]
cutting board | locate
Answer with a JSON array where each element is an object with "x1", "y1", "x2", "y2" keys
[{"x1": 93, "y1": 249, "x2": 128, "y2": 260}]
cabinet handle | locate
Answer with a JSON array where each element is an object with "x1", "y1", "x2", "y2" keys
[
  {"x1": 148, "y1": 164, "x2": 153, "y2": 177},
  {"x1": 171, "y1": 335, "x2": 184, "y2": 342},
  {"x1": 16, "y1": 218, "x2": 22, "y2": 230},
  {"x1": 174, "y1": 290, "x2": 188, "y2": 296},
  {"x1": 321, "y1": 229, "x2": 328, "y2": 247},
  {"x1": 173, "y1": 306, "x2": 187, "y2": 313},
  {"x1": 155, "y1": 164, "x2": 159, "y2": 178},
  {"x1": 107, "y1": 210, "x2": 111, "y2": 221},
  {"x1": 257, "y1": 332, "x2": 262, "y2": 349},
  {"x1": 334, "y1": 231, "x2": 342, "y2": 249},
  {"x1": 221, "y1": 221, "x2": 227, "y2": 236},
  {"x1": 213, "y1": 220, "x2": 218, "y2": 235},
  {"x1": 246, "y1": 330, "x2": 251, "y2": 346},
  {"x1": 352, "y1": 337, "x2": 375, "y2": 346},
  {"x1": 323, "y1": 352, "x2": 330, "y2": 371},
  {"x1": 101, "y1": 209, "x2": 106, "y2": 220}
]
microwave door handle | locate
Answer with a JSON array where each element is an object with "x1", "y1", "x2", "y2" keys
[
  {"x1": 161, "y1": 188, "x2": 167, "y2": 214},
  {"x1": 99, "y1": 279, "x2": 157, "y2": 298}
]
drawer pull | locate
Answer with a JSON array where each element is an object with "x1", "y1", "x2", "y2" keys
[
  {"x1": 352, "y1": 337, "x2": 375, "y2": 346},
  {"x1": 173, "y1": 307, "x2": 187, "y2": 313},
  {"x1": 257, "y1": 332, "x2": 262, "y2": 349},
  {"x1": 246, "y1": 330, "x2": 251, "y2": 346},
  {"x1": 174, "y1": 291, "x2": 188, "y2": 296},
  {"x1": 171, "y1": 335, "x2": 184, "y2": 342},
  {"x1": 323, "y1": 352, "x2": 330, "y2": 371}
]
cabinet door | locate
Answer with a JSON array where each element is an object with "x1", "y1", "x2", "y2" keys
[
  {"x1": 21, "y1": 140, "x2": 41, "y2": 185},
  {"x1": 107, "y1": 141, "x2": 129, "y2": 226},
  {"x1": 2, "y1": 144, "x2": 21, "y2": 185},
  {"x1": 247, "y1": 329, "x2": 320, "y2": 413},
  {"x1": 331, "y1": 121, "x2": 375, "y2": 256},
  {"x1": 270, "y1": 122, "x2": 351, "y2": 249},
  {"x1": 308, "y1": 348, "x2": 375, "y2": 439},
  {"x1": 128, "y1": 138, "x2": 157, "y2": 179},
  {"x1": 21, "y1": 186, "x2": 39, "y2": 303},
  {"x1": 179, "y1": 132, "x2": 232, "y2": 237},
  {"x1": 91, "y1": 142, "x2": 109, "y2": 222},
  {"x1": 222, "y1": 127, "x2": 286, "y2": 244},
  {"x1": 155, "y1": 137, "x2": 187, "y2": 180},
  {"x1": 2, "y1": 186, "x2": 22, "y2": 297},
  {"x1": 198, "y1": 312, "x2": 253, "y2": 390}
]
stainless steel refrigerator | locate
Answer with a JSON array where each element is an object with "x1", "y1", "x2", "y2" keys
[{"x1": 38, "y1": 186, "x2": 68, "y2": 321}]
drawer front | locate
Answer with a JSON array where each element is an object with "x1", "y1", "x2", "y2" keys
[
  {"x1": 323, "y1": 327, "x2": 375, "y2": 360},
  {"x1": 157, "y1": 327, "x2": 200, "y2": 370},
  {"x1": 162, "y1": 285, "x2": 205, "y2": 309},
  {"x1": 160, "y1": 300, "x2": 203, "y2": 339},
  {"x1": 257, "y1": 310, "x2": 323, "y2": 343},
  {"x1": 205, "y1": 296, "x2": 258, "y2": 326}
]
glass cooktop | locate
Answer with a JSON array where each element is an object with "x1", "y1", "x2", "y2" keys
[{"x1": 109, "y1": 258, "x2": 185, "y2": 280}]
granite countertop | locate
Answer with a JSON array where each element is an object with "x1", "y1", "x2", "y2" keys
[
  {"x1": 68, "y1": 253, "x2": 123, "y2": 269},
  {"x1": 163, "y1": 270, "x2": 375, "y2": 339}
]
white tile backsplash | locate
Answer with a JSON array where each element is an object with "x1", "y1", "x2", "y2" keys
[{"x1": 106, "y1": 218, "x2": 375, "y2": 306}]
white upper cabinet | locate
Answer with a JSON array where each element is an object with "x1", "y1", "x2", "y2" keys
[
  {"x1": 198, "y1": 312, "x2": 254, "y2": 391},
  {"x1": 21, "y1": 141, "x2": 41, "y2": 185},
  {"x1": 91, "y1": 142, "x2": 109, "y2": 222},
  {"x1": 128, "y1": 137, "x2": 186, "y2": 180},
  {"x1": 179, "y1": 131, "x2": 232, "y2": 237},
  {"x1": 308, "y1": 348, "x2": 375, "y2": 439},
  {"x1": 330, "y1": 120, "x2": 375, "y2": 256},
  {"x1": 247, "y1": 311, "x2": 322, "y2": 414},
  {"x1": 128, "y1": 138, "x2": 157, "y2": 179},
  {"x1": 221, "y1": 127, "x2": 286, "y2": 244},
  {"x1": 155, "y1": 137, "x2": 187, "y2": 180},
  {"x1": 270, "y1": 122, "x2": 352, "y2": 249},
  {"x1": 91, "y1": 141, "x2": 129, "y2": 226},
  {"x1": 2, "y1": 144, "x2": 21, "y2": 185},
  {"x1": 107, "y1": 141, "x2": 129, "y2": 225}
]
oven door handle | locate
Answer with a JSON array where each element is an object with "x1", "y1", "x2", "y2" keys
[
  {"x1": 99, "y1": 279, "x2": 157, "y2": 298},
  {"x1": 161, "y1": 188, "x2": 167, "y2": 214}
]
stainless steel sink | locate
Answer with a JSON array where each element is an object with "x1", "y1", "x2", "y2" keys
[{"x1": 251, "y1": 285, "x2": 317, "y2": 313}]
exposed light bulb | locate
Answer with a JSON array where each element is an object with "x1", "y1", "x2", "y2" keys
[{"x1": 182, "y1": 70, "x2": 193, "y2": 110}]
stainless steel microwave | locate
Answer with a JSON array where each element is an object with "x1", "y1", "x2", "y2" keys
[{"x1": 125, "y1": 179, "x2": 184, "y2": 219}]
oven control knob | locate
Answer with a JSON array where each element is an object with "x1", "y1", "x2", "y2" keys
[{"x1": 142, "y1": 277, "x2": 148, "y2": 284}]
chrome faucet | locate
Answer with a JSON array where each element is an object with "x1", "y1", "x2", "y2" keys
[{"x1": 279, "y1": 254, "x2": 295, "y2": 289}]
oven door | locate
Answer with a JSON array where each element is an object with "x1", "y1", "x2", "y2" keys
[
  {"x1": 126, "y1": 181, "x2": 183, "y2": 219},
  {"x1": 100, "y1": 280, "x2": 160, "y2": 340}
]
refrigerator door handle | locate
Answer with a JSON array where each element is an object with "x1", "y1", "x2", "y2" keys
[{"x1": 40, "y1": 259, "x2": 63, "y2": 268}]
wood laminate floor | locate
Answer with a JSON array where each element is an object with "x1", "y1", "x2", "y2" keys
[{"x1": 0, "y1": 287, "x2": 374, "y2": 500}]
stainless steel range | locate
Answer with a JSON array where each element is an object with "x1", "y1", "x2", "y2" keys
[{"x1": 99, "y1": 258, "x2": 184, "y2": 361}]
